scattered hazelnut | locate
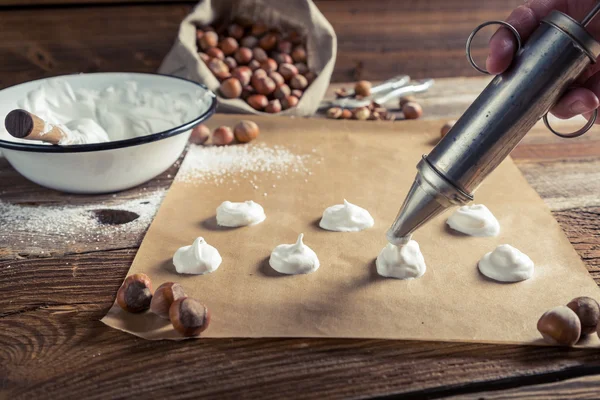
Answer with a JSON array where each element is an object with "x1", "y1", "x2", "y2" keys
[
  {"x1": 370, "y1": 111, "x2": 382, "y2": 120},
  {"x1": 248, "y1": 59, "x2": 261, "y2": 71},
  {"x1": 290, "y1": 74, "x2": 308, "y2": 90},
  {"x1": 335, "y1": 88, "x2": 349, "y2": 98},
  {"x1": 279, "y1": 63, "x2": 298, "y2": 81},
  {"x1": 116, "y1": 273, "x2": 153, "y2": 313},
  {"x1": 326, "y1": 107, "x2": 343, "y2": 119},
  {"x1": 199, "y1": 31, "x2": 218, "y2": 50},
  {"x1": 274, "y1": 53, "x2": 293, "y2": 65},
  {"x1": 234, "y1": 120, "x2": 260, "y2": 142},
  {"x1": 305, "y1": 71, "x2": 317, "y2": 84},
  {"x1": 212, "y1": 126, "x2": 234, "y2": 145},
  {"x1": 402, "y1": 102, "x2": 423, "y2": 120},
  {"x1": 247, "y1": 94, "x2": 269, "y2": 110},
  {"x1": 354, "y1": 106, "x2": 371, "y2": 120},
  {"x1": 291, "y1": 89, "x2": 303, "y2": 98},
  {"x1": 219, "y1": 37, "x2": 239, "y2": 56},
  {"x1": 232, "y1": 66, "x2": 252, "y2": 86},
  {"x1": 537, "y1": 305, "x2": 581, "y2": 346},
  {"x1": 384, "y1": 114, "x2": 397, "y2": 121},
  {"x1": 251, "y1": 23, "x2": 268, "y2": 37},
  {"x1": 265, "y1": 99, "x2": 282, "y2": 114},
  {"x1": 234, "y1": 47, "x2": 253, "y2": 65},
  {"x1": 259, "y1": 33, "x2": 278, "y2": 51},
  {"x1": 567, "y1": 297, "x2": 600, "y2": 335},
  {"x1": 224, "y1": 56, "x2": 237, "y2": 70},
  {"x1": 169, "y1": 298, "x2": 211, "y2": 337},
  {"x1": 240, "y1": 36, "x2": 258, "y2": 48},
  {"x1": 220, "y1": 77, "x2": 243, "y2": 99},
  {"x1": 281, "y1": 95, "x2": 299, "y2": 110},
  {"x1": 228, "y1": 23, "x2": 245, "y2": 40},
  {"x1": 341, "y1": 109, "x2": 353, "y2": 119},
  {"x1": 294, "y1": 63, "x2": 309, "y2": 75},
  {"x1": 251, "y1": 75, "x2": 276, "y2": 95},
  {"x1": 354, "y1": 80, "x2": 372, "y2": 97},
  {"x1": 198, "y1": 52, "x2": 210, "y2": 63},
  {"x1": 206, "y1": 47, "x2": 224, "y2": 60},
  {"x1": 399, "y1": 95, "x2": 416, "y2": 108},
  {"x1": 189, "y1": 124, "x2": 210, "y2": 145},
  {"x1": 207, "y1": 58, "x2": 230, "y2": 80},
  {"x1": 273, "y1": 83, "x2": 291, "y2": 100},
  {"x1": 261, "y1": 58, "x2": 278, "y2": 73},
  {"x1": 441, "y1": 120, "x2": 456, "y2": 138},
  {"x1": 269, "y1": 71, "x2": 285, "y2": 86},
  {"x1": 277, "y1": 40, "x2": 293, "y2": 54},
  {"x1": 252, "y1": 47, "x2": 268, "y2": 62},
  {"x1": 150, "y1": 282, "x2": 186, "y2": 319},
  {"x1": 291, "y1": 46, "x2": 307, "y2": 63}
]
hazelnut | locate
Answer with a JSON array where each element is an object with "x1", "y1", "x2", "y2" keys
[
  {"x1": 234, "y1": 47, "x2": 253, "y2": 65},
  {"x1": 261, "y1": 58, "x2": 278, "y2": 73},
  {"x1": 116, "y1": 273, "x2": 153, "y2": 313},
  {"x1": 289, "y1": 30, "x2": 303, "y2": 44},
  {"x1": 232, "y1": 66, "x2": 252, "y2": 86},
  {"x1": 247, "y1": 94, "x2": 268, "y2": 111},
  {"x1": 567, "y1": 297, "x2": 600, "y2": 335},
  {"x1": 253, "y1": 68, "x2": 267, "y2": 78},
  {"x1": 196, "y1": 29, "x2": 205, "y2": 41},
  {"x1": 399, "y1": 95, "x2": 416, "y2": 108},
  {"x1": 207, "y1": 58, "x2": 230, "y2": 80},
  {"x1": 294, "y1": 63, "x2": 309, "y2": 75},
  {"x1": 251, "y1": 23, "x2": 268, "y2": 37},
  {"x1": 198, "y1": 52, "x2": 210, "y2": 63},
  {"x1": 290, "y1": 74, "x2": 308, "y2": 90},
  {"x1": 248, "y1": 59, "x2": 261, "y2": 71},
  {"x1": 235, "y1": 16, "x2": 254, "y2": 28},
  {"x1": 212, "y1": 126, "x2": 234, "y2": 145},
  {"x1": 220, "y1": 77, "x2": 243, "y2": 99},
  {"x1": 206, "y1": 47, "x2": 224, "y2": 60},
  {"x1": 305, "y1": 71, "x2": 317, "y2": 84},
  {"x1": 341, "y1": 109, "x2": 353, "y2": 119},
  {"x1": 291, "y1": 89, "x2": 303, "y2": 98},
  {"x1": 241, "y1": 84, "x2": 255, "y2": 100},
  {"x1": 269, "y1": 71, "x2": 285, "y2": 86},
  {"x1": 402, "y1": 102, "x2": 423, "y2": 120},
  {"x1": 228, "y1": 23, "x2": 245, "y2": 40},
  {"x1": 277, "y1": 40, "x2": 293, "y2": 54},
  {"x1": 259, "y1": 33, "x2": 278, "y2": 51},
  {"x1": 326, "y1": 107, "x2": 343, "y2": 119},
  {"x1": 441, "y1": 120, "x2": 456, "y2": 138},
  {"x1": 274, "y1": 53, "x2": 293, "y2": 65},
  {"x1": 150, "y1": 282, "x2": 186, "y2": 319},
  {"x1": 251, "y1": 76, "x2": 276, "y2": 96},
  {"x1": 224, "y1": 56, "x2": 237, "y2": 70},
  {"x1": 281, "y1": 95, "x2": 299, "y2": 110},
  {"x1": 291, "y1": 46, "x2": 307, "y2": 63},
  {"x1": 335, "y1": 88, "x2": 349, "y2": 98},
  {"x1": 354, "y1": 80, "x2": 372, "y2": 97},
  {"x1": 234, "y1": 120, "x2": 260, "y2": 142},
  {"x1": 199, "y1": 31, "x2": 218, "y2": 50},
  {"x1": 370, "y1": 111, "x2": 381, "y2": 120},
  {"x1": 265, "y1": 99, "x2": 282, "y2": 114},
  {"x1": 240, "y1": 36, "x2": 258, "y2": 48},
  {"x1": 169, "y1": 298, "x2": 211, "y2": 337},
  {"x1": 537, "y1": 305, "x2": 581, "y2": 346},
  {"x1": 219, "y1": 37, "x2": 239, "y2": 56},
  {"x1": 273, "y1": 83, "x2": 291, "y2": 100},
  {"x1": 252, "y1": 47, "x2": 268, "y2": 63},
  {"x1": 189, "y1": 124, "x2": 210, "y2": 145},
  {"x1": 279, "y1": 63, "x2": 298, "y2": 81},
  {"x1": 354, "y1": 106, "x2": 371, "y2": 120}
]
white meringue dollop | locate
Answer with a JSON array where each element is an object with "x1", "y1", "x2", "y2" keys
[
  {"x1": 173, "y1": 237, "x2": 222, "y2": 275},
  {"x1": 269, "y1": 234, "x2": 320, "y2": 275},
  {"x1": 446, "y1": 204, "x2": 500, "y2": 237},
  {"x1": 376, "y1": 240, "x2": 426, "y2": 280},
  {"x1": 319, "y1": 199, "x2": 374, "y2": 232},
  {"x1": 478, "y1": 244, "x2": 534, "y2": 282},
  {"x1": 216, "y1": 200, "x2": 266, "y2": 227}
]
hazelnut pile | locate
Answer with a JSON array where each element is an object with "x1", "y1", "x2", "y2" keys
[
  {"x1": 537, "y1": 296, "x2": 600, "y2": 346},
  {"x1": 116, "y1": 273, "x2": 210, "y2": 337},
  {"x1": 326, "y1": 81, "x2": 424, "y2": 121},
  {"x1": 189, "y1": 120, "x2": 260, "y2": 146},
  {"x1": 196, "y1": 20, "x2": 317, "y2": 112}
]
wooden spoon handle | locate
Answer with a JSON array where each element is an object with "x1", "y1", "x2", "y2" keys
[{"x1": 4, "y1": 109, "x2": 68, "y2": 145}]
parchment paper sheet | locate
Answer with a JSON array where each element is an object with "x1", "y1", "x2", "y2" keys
[{"x1": 102, "y1": 116, "x2": 600, "y2": 347}]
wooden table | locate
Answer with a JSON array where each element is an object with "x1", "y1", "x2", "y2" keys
[{"x1": 2, "y1": 77, "x2": 600, "y2": 399}]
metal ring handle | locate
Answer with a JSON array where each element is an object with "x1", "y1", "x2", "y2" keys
[
  {"x1": 466, "y1": 21, "x2": 523, "y2": 75},
  {"x1": 543, "y1": 109, "x2": 598, "y2": 139}
]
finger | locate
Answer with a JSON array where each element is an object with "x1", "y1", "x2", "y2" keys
[
  {"x1": 550, "y1": 87, "x2": 599, "y2": 119},
  {"x1": 583, "y1": 71, "x2": 600, "y2": 124}
]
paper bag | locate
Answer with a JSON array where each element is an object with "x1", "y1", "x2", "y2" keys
[{"x1": 158, "y1": 0, "x2": 337, "y2": 116}]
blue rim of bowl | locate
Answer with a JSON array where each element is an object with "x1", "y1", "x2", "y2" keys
[{"x1": 0, "y1": 72, "x2": 218, "y2": 153}]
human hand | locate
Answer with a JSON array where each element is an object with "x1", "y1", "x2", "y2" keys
[{"x1": 487, "y1": 0, "x2": 600, "y2": 121}]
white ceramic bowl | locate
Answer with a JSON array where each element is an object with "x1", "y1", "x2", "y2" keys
[{"x1": 0, "y1": 72, "x2": 216, "y2": 194}]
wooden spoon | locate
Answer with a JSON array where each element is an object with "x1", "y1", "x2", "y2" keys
[{"x1": 4, "y1": 109, "x2": 68, "y2": 145}]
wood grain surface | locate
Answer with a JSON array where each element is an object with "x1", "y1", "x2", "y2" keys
[
  {"x1": 2, "y1": 77, "x2": 600, "y2": 399},
  {"x1": 0, "y1": 0, "x2": 522, "y2": 87}
]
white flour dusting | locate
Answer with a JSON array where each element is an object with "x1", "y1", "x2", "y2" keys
[{"x1": 176, "y1": 143, "x2": 312, "y2": 185}]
